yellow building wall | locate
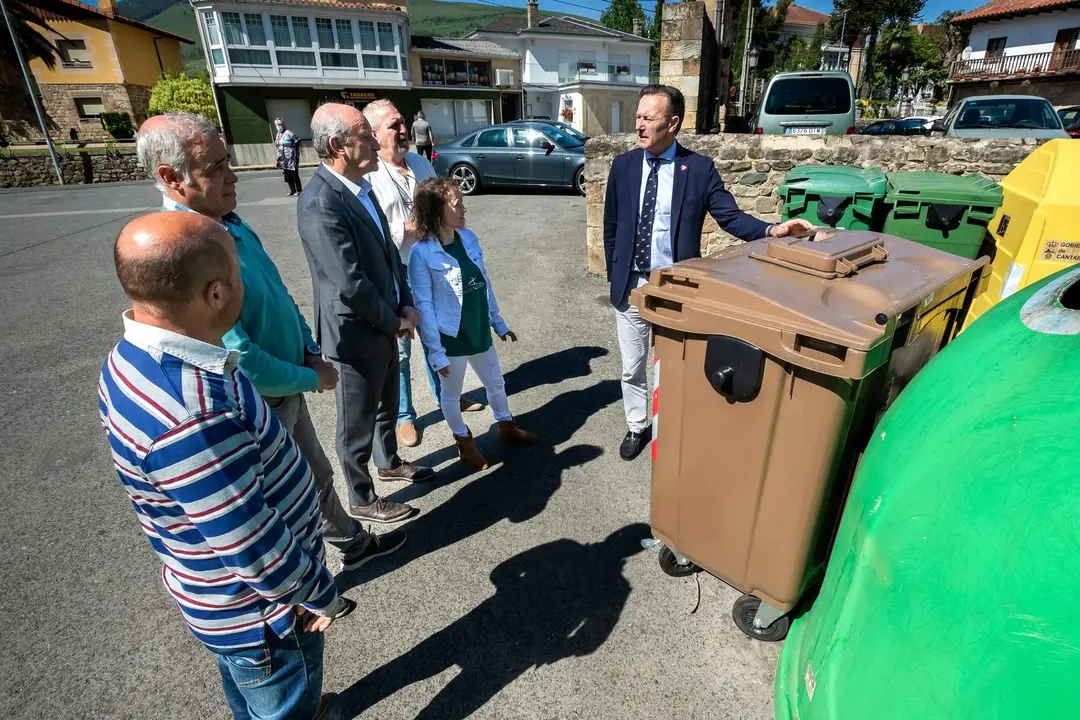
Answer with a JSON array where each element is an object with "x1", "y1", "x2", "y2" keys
[
  {"x1": 409, "y1": 53, "x2": 521, "y2": 89},
  {"x1": 108, "y1": 20, "x2": 184, "y2": 87},
  {"x1": 28, "y1": 17, "x2": 123, "y2": 84}
]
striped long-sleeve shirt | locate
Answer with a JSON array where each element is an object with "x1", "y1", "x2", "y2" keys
[{"x1": 98, "y1": 311, "x2": 342, "y2": 653}]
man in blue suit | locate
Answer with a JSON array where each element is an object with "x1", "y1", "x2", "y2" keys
[{"x1": 604, "y1": 85, "x2": 813, "y2": 461}]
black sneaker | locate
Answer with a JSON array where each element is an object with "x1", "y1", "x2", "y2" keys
[
  {"x1": 341, "y1": 529, "x2": 407, "y2": 572},
  {"x1": 619, "y1": 427, "x2": 652, "y2": 461}
]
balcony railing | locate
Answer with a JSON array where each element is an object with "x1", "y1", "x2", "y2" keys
[
  {"x1": 558, "y1": 62, "x2": 651, "y2": 84},
  {"x1": 950, "y1": 49, "x2": 1080, "y2": 80}
]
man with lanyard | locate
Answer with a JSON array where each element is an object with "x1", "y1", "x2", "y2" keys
[
  {"x1": 364, "y1": 99, "x2": 483, "y2": 449},
  {"x1": 136, "y1": 112, "x2": 407, "y2": 571}
]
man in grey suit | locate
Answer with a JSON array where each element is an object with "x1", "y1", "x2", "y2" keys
[{"x1": 298, "y1": 103, "x2": 434, "y2": 524}]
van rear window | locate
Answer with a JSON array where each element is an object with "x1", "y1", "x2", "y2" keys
[{"x1": 764, "y1": 78, "x2": 852, "y2": 115}]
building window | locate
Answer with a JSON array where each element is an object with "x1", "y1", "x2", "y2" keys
[
  {"x1": 291, "y1": 17, "x2": 312, "y2": 47},
  {"x1": 396, "y1": 24, "x2": 409, "y2": 80},
  {"x1": 270, "y1": 15, "x2": 291, "y2": 46},
  {"x1": 244, "y1": 14, "x2": 267, "y2": 46},
  {"x1": 377, "y1": 22, "x2": 395, "y2": 52},
  {"x1": 609, "y1": 53, "x2": 631, "y2": 75},
  {"x1": 277, "y1": 50, "x2": 316, "y2": 67},
  {"x1": 229, "y1": 48, "x2": 272, "y2": 65},
  {"x1": 358, "y1": 21, "x2": 377, "y2": 51},
  {"x1": 986, "y1": 37, "x2": 1007, "y2": 58},
  {"x1": 419, "y1": 58, "x2": 491, "y2": 87},
  {"x1": 221, "y1": 12, "x2": 244, "y2": 45},
  {"x1": 204, "y1": 12, "x2": 221, "y2": 46},
  {"x1": 315, "y1": 18, "x2": 335, "y2": 48},
  {"x1": 211, "y1": 48, "x2": 225, "y2": 65},
  {"x1": 321, "y1": 52, "x2": 358, "y2": 68},
  {"x1": 421, "y1": 98, "x2": 492, "y2": 139},
  {"x1": 336, "y1": 19, "x2": 355, "y2": 48},
  {"x1": 75, "y1": 97, "x2": 104, "y2": 119},
  {"x1": 58, "y1": 39, "x2": 92, "y2": 68},
  {"x1": 363, "y1": 54, "x2": 397, "y2": 70}
]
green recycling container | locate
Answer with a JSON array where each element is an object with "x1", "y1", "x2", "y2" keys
[
  {"x1": 774, "y1": 263, "x2": 1080, "y2": 720},
  {"x1": 882, "y1": 171, "x2": 1003, "y2": 259},
  {"x1": 777, "y1": 165, "x2": 887, "y2": 230}
]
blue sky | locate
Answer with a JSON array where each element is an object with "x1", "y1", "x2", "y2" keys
[{"x1": 103, "y1": 0, "x2": 971, "y2": 25}]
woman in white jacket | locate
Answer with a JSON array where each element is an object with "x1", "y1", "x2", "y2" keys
[{"x1": 407, "y1": 178, "x2": 536, "y2": 469}]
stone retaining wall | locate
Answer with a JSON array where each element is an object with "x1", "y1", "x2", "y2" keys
[
  {"x1": 0, "y1": 150, "x2": 143, "y2": 188},
  {"x1": 584, "y1": 133, "x2": 1042, "y2": 274}
]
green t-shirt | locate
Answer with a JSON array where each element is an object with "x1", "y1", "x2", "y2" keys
[{"x1": 439, "y1": 233, "x2": 492, "y2": 357}]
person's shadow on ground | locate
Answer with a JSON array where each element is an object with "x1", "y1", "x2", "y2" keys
[
  {"x1": 336, "y1": 377, "x2": 621, "y2": 594},
  {"x1": 336, "y1": 523, "x2": 650, "y2": 719}
]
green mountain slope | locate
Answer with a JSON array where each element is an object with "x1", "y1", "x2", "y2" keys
[{"x1": 137, "y1": 0, "x2": 581, "y2": 76}]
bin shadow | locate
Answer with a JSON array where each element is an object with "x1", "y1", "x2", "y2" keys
[
  {"x1": 337, "y1": 379, "x2": 621, "y2": 593},
  {"x1": 334, "y1": 523, "x2": 650, "y2": 719}
]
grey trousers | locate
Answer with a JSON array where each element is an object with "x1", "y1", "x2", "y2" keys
[
  {"x1": 266, "y1": 394, "x2": 370, "y2": 555},
  {"x1": 333, "y1": 337, "x2": 400, "y2": 508},
  {"x1": 614, "y1": 272, "x2": 652, "y2": 433}
]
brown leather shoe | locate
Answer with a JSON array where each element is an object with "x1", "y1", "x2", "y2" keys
[
  {"x1": 396, "y1": 421, "x2": 419, "y2": 448},
  {"x1": 348, "y1": 498, "x2": 416, "y2": 523},
  {"x1": 498, "y1": 420, "x2": 537, "y2": 444},
  {"x1": 460, "y1": 397, "x2": 485, "y2": 413},
  {"x1": 377, "y1": 460, "x2": 435, "y2": 483},
  {"x1": 454, "y1": 431, "x2": 489, "y2": 470}
]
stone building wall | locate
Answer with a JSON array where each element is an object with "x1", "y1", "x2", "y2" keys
[
  {"x1": 658, "y1": 2, "x2": 715, "y2": 133},
  {"x1": 5, "y1": 82, "x2": 152, "y2": 143},
  {"x1": 583, "y1": 133, "x2": 1042, "y2": 274},
  {"x1": 0, "y1": 149, "x2": 142, "y2": 188}
]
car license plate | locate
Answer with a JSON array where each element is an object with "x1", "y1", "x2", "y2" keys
[{"x1": 785, "y1": 127, "x2": 825, "y2": 136}]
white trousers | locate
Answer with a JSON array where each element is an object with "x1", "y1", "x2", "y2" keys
[
  {"x1": 614, "y1": 273, "x2": 652, "y2": 433},
  {"x1": 439, "y1": 346, "x2": 513, "y2": 437}
]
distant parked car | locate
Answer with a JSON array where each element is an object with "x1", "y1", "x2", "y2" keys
[
  {"x1": 932, "y1": 96, "x2": 1069, "y2": 139},
  {"x1": 507, "y1": 118, "x2": 589, "y2": 142},
  {"x1": 432, "y1": 121, "x2": 586, "y2": 196},
  {"x1": 754, "y1": 70, "x2": 856, "y2": 136},
  {"x1": 1057, "y1": 106, "x2": 1080, "y2": 137},
  {"x1": 859, "y1": 119, "x2": 930, "y2": 136},
  {"x1": 529, "y1": 115, "x2": 553, "y2": 121},
  {"x1": 903, "y1": 115, "x2": 943, "y2": 130}
]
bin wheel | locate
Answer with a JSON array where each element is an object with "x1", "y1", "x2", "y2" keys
[
  {"x1": 732, "y1": 594, "x2": 790, "y2": 642},
  {"x1": 658, "y1": 546, "x2": 700, "y2": 577}
]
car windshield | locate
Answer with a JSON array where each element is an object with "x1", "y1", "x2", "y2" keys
[
  {"x1": 764, "y1": 77, "x2": 851, "y2": 115},
  {"x1": 1059, "y1": 109, "x2": 1080, "y2": 129},
  {"x1": 954, "y1": 99, "x2": 1062, "y2": 130}
]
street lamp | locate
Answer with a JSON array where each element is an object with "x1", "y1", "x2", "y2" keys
[{"x1": 748, "y1": 46, "x2": 760, "y2": 70}]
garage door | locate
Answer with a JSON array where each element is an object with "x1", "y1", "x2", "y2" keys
[
  {"x1": 421, "y1": 98, "x2": 492, "y2": 142},
  {"x1": 421, "y1": 99, "x2": 456, "y2": 141},
  {"x1": 265, "y1": 99, "x2": 312, "y2": 140}
]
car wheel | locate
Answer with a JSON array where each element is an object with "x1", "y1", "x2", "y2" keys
[
  {"x1": 451, "y1": 164, "x2": 480, "y2": 196},
  {"x1": 574, "y1": 167, "x2": 586, "y2": 196}
]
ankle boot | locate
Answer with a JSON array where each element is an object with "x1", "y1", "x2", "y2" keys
[
  {"x1": 497, "y1": 420, "x2": 537, "y2": 444},
  {"x1": 454, "y1": 431, "x2": 489, "y2": 470}
]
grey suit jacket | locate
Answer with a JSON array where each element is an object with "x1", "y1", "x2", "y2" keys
[{"x1": 297, "y1": 164, "x2": 414, "y2": 361}]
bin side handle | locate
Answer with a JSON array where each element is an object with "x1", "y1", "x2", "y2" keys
[{"x1": 779, "y1": 331, "x2": 851, "y2": 374}]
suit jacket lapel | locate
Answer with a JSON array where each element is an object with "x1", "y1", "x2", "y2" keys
[
  {"x1": 319, "y1": 165, "x2": 394, "y2": 263},
  {"x1": 670, "y1": 141, "x2": 689, "y2": 239},
  {"x1": 628, "y1": 148, "x2": 644, "y2": 226}
]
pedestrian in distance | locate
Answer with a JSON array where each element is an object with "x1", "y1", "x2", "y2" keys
[
  {"x1": 408, "y1": 177, "x2": 536, "y2": 470},
  {"x1": 364, "y1": 99, "x2": 484, "y2": 450},
  {"x1": 98, "y1": 211, "x2": 354, "y2": 720},
  {"x1": 274, "y1": 117, "x2": 303, "y2": 196},
  {"x1": 412, "y1": 110, "x2": 435, "y2": 162},
  {"x1": 603, "y1": 84, "x2": 814, "y2": 461},
  {"x1": 298, "y1": 103, "x2": 435, "y2": 525},
  {"x1": 137, "y1": 112, "x2": 407, "y2": 572}
]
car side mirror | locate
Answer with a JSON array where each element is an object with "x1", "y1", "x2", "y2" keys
[
  {"x1": 542, "y1": 140, "x2": 555, "y2": 154},
  {"x1": 931, "y1": 119, "x2": 947, "y2": 133}
]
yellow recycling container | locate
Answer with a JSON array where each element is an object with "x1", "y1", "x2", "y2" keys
[{"x1": 964, "y1": 139, "x2": 1080, "y2": 329}]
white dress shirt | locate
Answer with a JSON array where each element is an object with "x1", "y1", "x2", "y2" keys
[
  {"x1": 321, "y1": 162, "x2": 399, "y2": 301},
  {"x1": 637, "y1": 140, "x2": 678, "y2": 271},
  {"x1": 367, "y1": 152, "x2": 437, "y2": 264}
]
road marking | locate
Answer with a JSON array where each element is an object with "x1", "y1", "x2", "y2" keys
[{"x1": 0, "y1": 196, "x2": 297, "y2": 220}]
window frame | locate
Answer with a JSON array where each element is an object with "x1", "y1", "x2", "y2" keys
[
  {"x1": 476, "y1": 127, "x2": 509, "y2": 148},
  {"x1": 58, "y1": 39, "x2": 92, "y2": 68},
  {"x1": 986, "y1": 37, "x2": 1007, "y2": 59},
  {"x1": 74, "y1": 96, "x2": 105, "y2": 120}
]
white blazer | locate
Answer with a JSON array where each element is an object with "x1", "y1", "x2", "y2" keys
[{"x1": 407, "y1": 228, "x2": 510, "y2": 371}]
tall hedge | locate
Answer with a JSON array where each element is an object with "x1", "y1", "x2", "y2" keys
[{"x1": 147, "y1": 73, "x2": 219, "y2": 126}]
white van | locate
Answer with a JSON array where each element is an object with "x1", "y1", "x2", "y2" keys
[{"x1": 754, "y1": 71, "x2": 857, "y2": 136}]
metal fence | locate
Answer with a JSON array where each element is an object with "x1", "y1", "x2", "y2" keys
[{"x1": 951, "y1": 49, "x2": 1080, "y2": 79}]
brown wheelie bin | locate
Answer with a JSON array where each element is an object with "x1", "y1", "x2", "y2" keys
[{"x1": 630, "y1": 229, "x2": 988, "y2": 641}]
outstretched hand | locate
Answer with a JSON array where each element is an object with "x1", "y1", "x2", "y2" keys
[{"x1": 769, "y1": 218, "x2": 815, "y2": 238}]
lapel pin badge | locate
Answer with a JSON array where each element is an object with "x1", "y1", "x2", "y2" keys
[{"x1": 680, "y1": 164, "x2": 688, "y2": 171}]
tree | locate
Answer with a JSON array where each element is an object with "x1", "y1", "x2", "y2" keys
[
  {"x1": 0, "y1": 1, "x2": 59, "y2": 69},
  {"x1": 600, "y1": 0, "x2": 648, "y2": 35},
  {"x1": 148, "y1": 73, "x2": 219, "y2": 126},
  {"x1": 732, "y1": 0, "x2": 791, "y2": 98},
  {"x1": 775, "y1": 22, "x2": 828, "y2": 73},
  {"x1": 830, "y1": 0, "x2": 927, "y2": 97},
  {"x1": 649, "y1": 0, "x2": 663, "y2": 76}
]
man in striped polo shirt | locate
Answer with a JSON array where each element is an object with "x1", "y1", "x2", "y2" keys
[{"x1": 99, "y1": 211, "x2": 352, "y2": 719}]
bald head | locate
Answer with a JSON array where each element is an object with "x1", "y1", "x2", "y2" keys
[
  {"x1": 115, "y1": 212, "x2": 239, "y2": 320},
  {"x1": 311, "y1": 103, "x2": 379, "y2": 180}
]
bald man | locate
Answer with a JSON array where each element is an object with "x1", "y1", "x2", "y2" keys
[
  {"x1": 98, "y1": 212, "x2": 351, "y2": 720},
  {"x1": 299, "y1": 103, "x2": 434, "y2": 526}
]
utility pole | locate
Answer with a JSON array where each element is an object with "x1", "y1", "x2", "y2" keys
[
  {"x1": 736, "y1": 0, "x2": 754, "y2": 116},
  {"x1": 0, "y1": 0, "x2": 63, "y2": 184},
  {"x1": 839, "y1": 9, "x2": 849, "y2": 73}
]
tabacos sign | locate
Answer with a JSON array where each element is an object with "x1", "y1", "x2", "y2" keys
[{"x1": 340, "y1": 90, "x2": 377, "y2": 102}]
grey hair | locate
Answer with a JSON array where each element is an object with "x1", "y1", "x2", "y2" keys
[
  {"x1": 361, "y1": 98, "x2": 397, "y2": 130},
  {"x1": 310, "y1": 103, "x2": 356, "y2": 160},
  {"x1": 136, "y1": 112, "x2": 219, "y2": 192}
]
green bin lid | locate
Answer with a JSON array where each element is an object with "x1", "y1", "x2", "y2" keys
[
  {"x1": 885, "y1": 171, "x2": 1003, "y2": 206},
  {"x1": 781, "y1": 165, "x2": 888, "y2": 197}
]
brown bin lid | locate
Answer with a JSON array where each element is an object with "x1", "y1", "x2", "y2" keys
[{"x1": 633, "y1": 229, "x2": 986, "y2": 368}]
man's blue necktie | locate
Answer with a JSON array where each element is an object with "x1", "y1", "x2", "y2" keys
[{"x1": 634, "y1": 157, "x2": 663, "y2": 272}]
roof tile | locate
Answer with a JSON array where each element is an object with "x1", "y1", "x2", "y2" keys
[{"x1": 954, "y1": 0, "x2": 1076, "y2": 23}]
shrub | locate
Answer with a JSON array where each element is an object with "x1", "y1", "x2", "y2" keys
[
  {"x1": 100, "y1": 111, "x2": 135, "y2": 139},
  {"x1": 147, "y1": 73, "x2": 219, "y2": 126}
]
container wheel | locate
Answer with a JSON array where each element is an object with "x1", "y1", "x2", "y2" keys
[
  {"x1": 658, "y1": 546, "x2": 700, "y2": 577},
  {"x1": 732, "y1": 594, "x2": 790, "y2": 642}
]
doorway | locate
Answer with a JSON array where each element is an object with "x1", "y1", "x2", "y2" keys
[
  {"x1": 611, "y1": 102, "x2": 620, "y2": 133},
  {"x1": 501, "y1": 93, "x2": 520, "y2": 122},
  {"x1": 1051, "y1": 28, "x2": 1079, "y2": 71}
]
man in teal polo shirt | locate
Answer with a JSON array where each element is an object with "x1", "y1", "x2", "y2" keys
[{"x1": 136, "y1": 112, "x2": 407, "y2": 571}]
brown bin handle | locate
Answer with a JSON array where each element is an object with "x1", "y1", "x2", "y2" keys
[{"x1": 779, "y1": 331, "x2": 850, "y2": 374}]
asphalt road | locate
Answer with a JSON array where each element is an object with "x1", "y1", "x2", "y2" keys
[{"x1": 0, "y1": 171, "x2": 779, "y2": 720}]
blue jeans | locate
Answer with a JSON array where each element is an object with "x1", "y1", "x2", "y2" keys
[
  {"x1": 218, "y1": 626, "x2": 324, "y2": 720},
  {"x1": 397, "y1": 334, "x2": 442, "y2": 425}
]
